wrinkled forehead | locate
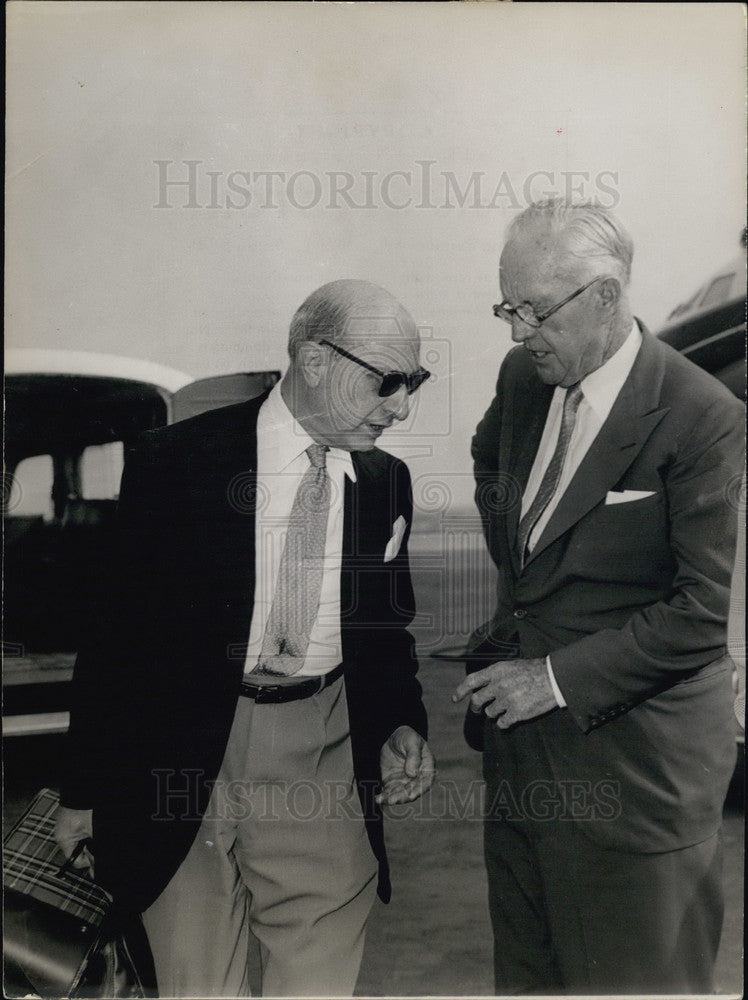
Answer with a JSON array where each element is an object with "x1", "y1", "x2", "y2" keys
[
  {"x1": 340, "y1": 314, "x2": 420, "y2": 369},
  {"x1": 500, "y1": 227, "x2": 576, "y2": 297}
]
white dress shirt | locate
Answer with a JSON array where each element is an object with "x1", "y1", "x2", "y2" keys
[
  {"x1": 243, "y1": 383, "x2": 356, "y2": 678},
  {"x1": 519, "y1": 323, "x2": 642, "y2": 706}
]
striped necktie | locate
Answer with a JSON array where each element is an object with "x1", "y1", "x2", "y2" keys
[
  {"x1": 254, "y1": 443, "x2": 330, "y2": 676},
  {"x1": 516, "y1": 384, "x2": 584, "y2": 565}
]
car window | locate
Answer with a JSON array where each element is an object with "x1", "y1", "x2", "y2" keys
[
  {"x1": 9, "y1": 455, "x2": 54, "y2": 519},
  {"x1": 667, "y1": 287, "x2": 702, "y2": 320},
  {"x1": 80, "y1": 441, "x2": 125, "y2": 500},
  {"x1": 698, "y1": 274, "x2": 735, "y2": 311}
]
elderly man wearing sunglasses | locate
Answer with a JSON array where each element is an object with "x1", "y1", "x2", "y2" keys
[
  {"x1": 281, "y1": 286, "x2": 430, "y2": 452},
  {"x1": 56, "y1": 279, "x2": 434, "y2": 997}
]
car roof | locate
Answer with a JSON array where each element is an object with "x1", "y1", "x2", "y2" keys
[
  {"x1": 660, "y1": 250, "x2": 747, "y2": 329},
  {"x1": 5, "y1": 348, "x2": 194, "y2": 394}
]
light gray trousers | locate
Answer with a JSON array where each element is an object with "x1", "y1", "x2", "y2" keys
[{"x1": 142, "y1": 677, "x2": 378, "y2": 997}]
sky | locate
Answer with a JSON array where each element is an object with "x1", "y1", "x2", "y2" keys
[{"x1": 6, "y1": 1, "x2": 746, "y2": 512}]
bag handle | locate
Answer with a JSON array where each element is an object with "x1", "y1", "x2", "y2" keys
[{"x1": 57, "y1": 836, "x2": 95, "y2": 876}]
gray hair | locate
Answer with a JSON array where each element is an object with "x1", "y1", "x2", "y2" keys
[{"x1": 506, "y1": 197, "x2": 634, "y2": 285}]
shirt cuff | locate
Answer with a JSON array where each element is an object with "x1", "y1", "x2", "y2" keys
[{"x1": 546, "y1": 655, "x2": 567, "y2": 708}]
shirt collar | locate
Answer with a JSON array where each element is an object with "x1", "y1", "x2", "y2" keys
[
  {"x1": 258, "y1": 381, "x2": 357, "y2": 481},
  {"x1": 579, "y1": 320, "x2": 642, "y2": 420}
]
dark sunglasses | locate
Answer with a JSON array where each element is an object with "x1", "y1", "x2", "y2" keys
[{"x1": 319, "y1": 339, "x2": 430, "y2": 397}]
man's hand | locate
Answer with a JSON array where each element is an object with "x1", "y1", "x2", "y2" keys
[
  {"x1": 54, "y1": 806, "x2": 95, "y2": 877},
  {"x1": 376, "y1": 726, "x2": 436, "y2": 806},
  {"x1": 452, "y1": 657, "x2": 558, "y2": 729}
]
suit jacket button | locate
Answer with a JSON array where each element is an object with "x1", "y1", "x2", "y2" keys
[{"x1": 513, "y1": 608, "x2": 527, "y2": 619}]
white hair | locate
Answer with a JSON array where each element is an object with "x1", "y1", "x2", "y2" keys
[{"x1": 506, "y1": 197, "x2": 634, "y2": 286}]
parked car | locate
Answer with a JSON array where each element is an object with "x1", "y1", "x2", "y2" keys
[
  {"x1": 3, "y1": 349, "x2": 279, "y2": 736},
  {"x1": 657, "y1": 233, "x2": 747, "y2": 742},
  {"x1": 656, "y1": 231, "x2": 746, "y2": 400}
]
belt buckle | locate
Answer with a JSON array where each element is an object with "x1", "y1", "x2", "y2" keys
[{"x1": 254, "y1": 684, "x2": 283, "y2": 704}]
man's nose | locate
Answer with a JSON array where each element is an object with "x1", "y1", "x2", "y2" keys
[
  {"x1": 384, "y1": 386, "x2": 411, "y2": 421},
  {"x1": 510, "y1": 316, "x2": 534, "y2": 343}
]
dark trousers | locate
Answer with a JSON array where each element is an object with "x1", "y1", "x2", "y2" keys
[{"x1": 483, "y1": 724, "x2": 724, "y2": 994}]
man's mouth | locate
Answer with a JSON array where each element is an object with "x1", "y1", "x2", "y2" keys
[{"x1": 525, "y1": 346, "x2": 549, "y2": 360}]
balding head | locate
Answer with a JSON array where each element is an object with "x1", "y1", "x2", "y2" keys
[
  {"x1": 282, "y1": 280, "x2": 423, "y2": 451},
  {"x1": 288, "y1": 279, "x2": 417, "y2": 358}
]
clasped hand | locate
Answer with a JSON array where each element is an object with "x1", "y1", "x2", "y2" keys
[
  {"x1": 54, "y1": 806, "x2": 95, "y2": 878},
  {"x1": 452, "y1": 657, "x2": 558, "y2": 729}
]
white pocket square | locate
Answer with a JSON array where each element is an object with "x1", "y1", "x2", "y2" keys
[
  {"x1": 384, "y1": 515, "x2": 407, "y2": 562},
  {"x1": 605, "y1": 489, "x2": 657, "y2": 505}
]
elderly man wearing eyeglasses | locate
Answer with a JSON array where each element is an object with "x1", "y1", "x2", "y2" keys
[
  {"x1": 56, "y1": 279, "x2": 435, "y2": 997},
  {"x1": 453, "y1": 198, "x2": 744, "y2": 994}
]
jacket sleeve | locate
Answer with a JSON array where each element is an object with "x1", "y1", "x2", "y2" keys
[
  {"x1": 380, "y1": 458, "x2": 428, "y2": 744},
  {"x1": 471, "y1": 361, "x2": 508, "y2": 561},
  {"x1": 353, "y1": 457, "x2": 428, "y2": 752},
  {"x1": 551, "y1": 391, "x2": 745, "y2": 733}
]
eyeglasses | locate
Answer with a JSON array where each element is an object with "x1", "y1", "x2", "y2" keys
[
  {"x1": 493, "y1": 276, "x2": 603, "y2": 328},
  {"x1": 320, "y1": 339, "x2": 430, "y2": 397}
]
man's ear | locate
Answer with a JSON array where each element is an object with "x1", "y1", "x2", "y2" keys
[
  {"x1": 597, "y1": 277, "x2": 621, "y2": 310},
  {"x1": 296, "y1": 340, "x2": 327, "y2": 387}
]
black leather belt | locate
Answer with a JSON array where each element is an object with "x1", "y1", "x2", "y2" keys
[{"x1": 240, "y1": 663, "x2": 344, "y2": 704}]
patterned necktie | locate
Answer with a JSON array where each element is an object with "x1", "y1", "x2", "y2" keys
[
  {"x1": 254, "y1": 443, "x2": 331, "y2": 676},
  {"x1": 516, "y1": 384, "x2": 584, "y2": 565}
]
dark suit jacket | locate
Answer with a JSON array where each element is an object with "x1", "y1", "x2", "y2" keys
[
  {"x1": 61, "y1": 391, "x2": 427, "y2": 913},
  {"x1": 471, "y1": 325, "x2": 744, "y2": 852}
]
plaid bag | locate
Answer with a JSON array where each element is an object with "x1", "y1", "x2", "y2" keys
[{"x1": 3, "y1": 788, "x2": 154, "y2": 998}]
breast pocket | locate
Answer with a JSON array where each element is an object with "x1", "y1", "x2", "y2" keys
[{"x1": 569, "y1": 491, "x2": 673, "y2": 582}]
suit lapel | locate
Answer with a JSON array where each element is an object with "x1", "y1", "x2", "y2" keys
[
  {"x1": 342, "y1": 468, "x2": 357, "y2": 623},
  {"x1": 504, "y1": 367, "x2": 554, "y2": 577},
  {"x1": 341, "y1": 450, "x2": 393, "y2": 635},
  {"x1": 525, "y1": 328, "x2": 670, "y2": 567}
]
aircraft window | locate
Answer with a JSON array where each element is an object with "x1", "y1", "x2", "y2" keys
[
  {"x1": 10, "y1": 455, "x2": 54, "y2": 519},
  {"x1": 80, "y1": 441, "x2": 125, "y2": 500},
  {"x1": 699, "y1": 274, "x2": 735, "y2": 311}
]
